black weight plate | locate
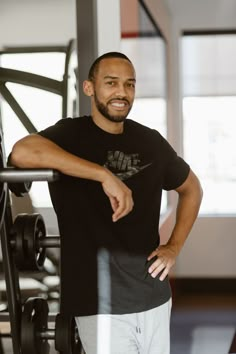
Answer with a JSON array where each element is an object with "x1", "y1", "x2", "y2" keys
[
  {"x1": 12, "y1": 213, "x2": 46, "y2": 271},
  {"x1": 21, "y1": 297, "x2": 50, "y2": 354},
  {"x1": 55, "y1": 314, "x2": 79, "y2": 354},
  {"x1": 12, "y1": 214, "x2": 28, "y2": 269},
  {"x1": 0, "y1": 143, "x2": 7, "y2": 231},
  {"x1": 8, "y1": 181, "x2": 32, "y2": 197},
  {"x1": 34, "y1": 215, "x2": 47, "y2": 270},
  {"x1": 24, "y1": 214, "x2": 46, "y2": 271},
  {"x1": 0, "y1": 186, "x2": 7, "y2": 231}
]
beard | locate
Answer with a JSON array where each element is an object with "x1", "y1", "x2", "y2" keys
[{"x1": 94, "y1": 92, "x2": 132, "y2": 123}]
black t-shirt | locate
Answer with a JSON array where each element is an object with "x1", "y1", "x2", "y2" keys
[{"x1": 38, "y1": 116, "x2": 190, "y2": 316}]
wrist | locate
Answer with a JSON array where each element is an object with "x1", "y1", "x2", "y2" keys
[
  {"x1": 96, "y1": 166, "x2": 111, "y2": 183},
  {"x1": 166, "y1": 239, "x2": 181, "y2": 257}
]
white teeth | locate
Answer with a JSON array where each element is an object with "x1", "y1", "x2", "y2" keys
[{"x1": 111, "y1": 102, "x2": 125, "y2": 107}]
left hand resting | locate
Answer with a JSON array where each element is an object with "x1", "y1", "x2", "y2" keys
[{"x1": 147, "y1": 245, "x2": 177, "y2": 281}]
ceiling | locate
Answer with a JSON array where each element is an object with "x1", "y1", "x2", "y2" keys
[{"x1": 165, "y1": 0, "x2": 236, "y2": 30}]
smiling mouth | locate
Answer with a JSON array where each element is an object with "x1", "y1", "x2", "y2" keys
[{"x1": 109, "y1": 100, "x2": 129, "y2": 109}]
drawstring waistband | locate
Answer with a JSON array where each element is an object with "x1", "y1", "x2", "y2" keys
[{"x1": 136, "y1": 313, "x2": 141, "y2": 334}]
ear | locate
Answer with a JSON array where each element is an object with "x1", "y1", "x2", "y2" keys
[{"x1": 83, "y1": 80, "x2": 94, "y2": 97}]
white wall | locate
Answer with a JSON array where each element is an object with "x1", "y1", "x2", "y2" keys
[
  {"x1": 166, "y1": 0, "x2": 236, "y2": 31},
  {"x1": 177, "y1": 216, "x2": 236, "y2": 277},
  {"x1": 96, "y1": 0, "x2": 121, "y2": 55},
  {"x1": 0, "y1": 0, "x2": 76, "y2": 48}
]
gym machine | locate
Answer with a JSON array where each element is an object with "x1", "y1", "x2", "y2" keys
[{"x1": 0, "y1": 131, "x2": 81, "y2": 353}]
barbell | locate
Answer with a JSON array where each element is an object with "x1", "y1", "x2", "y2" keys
[
  {"x1": 0, "y1": 167, "x2": 60, "y2": 231},
  {"x1": 0, "y1": 168, "x2": 61, "y2": 271},
  {"x1": 0, "y1": 167, "x2": 60, "y2": 198},
  {"x1": 21, "y1": 297, "x2": 80, "y2": 354},
  {"x1": 0, "y1": 167, "x2": 60, "y2": 184},
  {"x1": 11, "y1": 213, "x2": 60, "y2": 271}
]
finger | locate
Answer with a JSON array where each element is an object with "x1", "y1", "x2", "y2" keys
[
  {"x1": 148, "y1": 257, "x2": 163, "y2": 273},
  {"x1": 147, "y1": 251, "x2": 157, "y2": 261},
  {"x1": 147, "y1": 248, "x2": 159, "y2": 260},
  {"x1": 105, "y1": 188, "x2": 125, "y2": 221},
  {"x1": 149, "y1": 263, "x2": 166, "y2": 278},
  {"x1": 112, "y1": 198, "x2": 126, "y2": 222},
  {"x1": 109, "y1": 196, "x2": 119, "y2": 213},
  {"x1": 112, "y1": 204, "x2": 129, "y2": 222},
  {"x1": 159, "y1": 267, "x2": 169, "y2": 281},
  {"x1": 148, "y1": 255, "x2": 168, "y2": 275},
  {"x1": 112, "y1": 194, "x2": 133, "y2": 222}
]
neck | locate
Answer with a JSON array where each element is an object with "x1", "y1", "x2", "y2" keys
[{"x1": 91, "y1": 114, "x2": 124, "y2": 134}]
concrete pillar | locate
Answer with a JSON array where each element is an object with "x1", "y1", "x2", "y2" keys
[{"x1": 76, "y1": 0, "x2": 121, "y2": 115}]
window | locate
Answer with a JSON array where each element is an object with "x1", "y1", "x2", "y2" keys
[
  {"x1": 120, "y1": 0, "x2": 168, "y2": 213},
  {"x1": 121, "y1": 37, "x2": 167, "y2": 138},
  {"x1": 182, "y1": 34, "x2": 236, "y2": 214}
]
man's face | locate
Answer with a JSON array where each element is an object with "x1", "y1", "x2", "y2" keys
[{"x1": 91, "y1": 58, "x2": 136, "y2": 123}]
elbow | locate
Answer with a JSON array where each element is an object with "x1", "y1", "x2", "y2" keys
[
  {"x1": 197, "y1": 178, "x2": 204, "y2": 205},
  {"x1": 200, "y1": 183, "x2": 204, "y2": 202},
  {"x1": 193, "y1": 179, "x2": 203, "y2": 215},
  {"x1": 10, "y1": 142, "x2": 29, "y2": 168},
  {"x1": 10, "y1": 135, "x2": 56, "y2": 169},
  {"x1": 190, "y1": 169, "x2": 203, "y2": 203},
  {"x1": 10, "y1": 135, "x2": 40, "y2": 168},
  {"x1": 177, "y1": 170, "x2": 204, "y2": 211},
  {"x1": 191, "y1": 175, "x2": 203, "y2": 209}
]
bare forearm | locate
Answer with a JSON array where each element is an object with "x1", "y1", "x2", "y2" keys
[
  {"x1": 148, "y1": 169, "x2": 202, "y2": 280},
  {"x1": 10, "y1": 134, "x2": 134, "y2": 222},
  {"x1": 167, "y1": 170, "x2": 203, "y2": 255},
  {"x1": 167, "y1": 192, "x2": 202, "y2": 255},
  {"x1": 10, "y1": 134, "x2": 107, "y2": 183}
]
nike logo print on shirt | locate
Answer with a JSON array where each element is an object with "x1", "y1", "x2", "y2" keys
[{"x1": 104, "y1": 151, "x2": 152, "y2": 181}]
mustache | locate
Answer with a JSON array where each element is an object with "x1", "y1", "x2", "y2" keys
[{"x1": 108, "y1": 98, "x2": 130, "y2": 105}]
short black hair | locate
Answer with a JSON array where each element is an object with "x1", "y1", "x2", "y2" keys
[{"x1": 88, "y1": 52, "x2": 132, "y2": 81}]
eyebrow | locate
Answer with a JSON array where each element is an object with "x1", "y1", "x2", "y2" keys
[{"x1": 104, "y1": 75, "x2": 136, "y2": 82}]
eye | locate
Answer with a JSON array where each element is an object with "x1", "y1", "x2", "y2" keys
[
  {"x1": 127, "y1": 82, "x2": 135, "y2": 88},
  {"x1": 106, "y1": 81, "x2": 115, "y2": 86}
]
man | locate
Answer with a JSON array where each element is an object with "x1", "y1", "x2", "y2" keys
[{"x1": 10, "y1": 52, "x2": 203, "y2": 354}]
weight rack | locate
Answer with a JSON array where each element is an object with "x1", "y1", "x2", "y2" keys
[{"x1": 0, "y1": 131, "x2": 81, "y2": 354}]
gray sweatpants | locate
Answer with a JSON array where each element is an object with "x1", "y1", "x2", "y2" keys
[{"x1": 75, "y1": 299, "x2": 172, "y2": 354}]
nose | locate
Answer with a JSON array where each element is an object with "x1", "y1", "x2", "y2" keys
[{"x1": 115, "y1": 83, "x2": 127, "y2": 98}]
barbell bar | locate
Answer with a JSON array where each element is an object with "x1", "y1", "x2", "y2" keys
[
  {"x1": 10, "y1": 234, "x2": 60, "y2": 249},
  {"x1": 0, "y1": 168, "x2": 60, "y2": 183}
]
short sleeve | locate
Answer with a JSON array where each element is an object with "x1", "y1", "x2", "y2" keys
[
  {"x1": 37, "y1": 118, "x2": 73, "y2": 150},
  {"x1": 161, "y1": 136, "x2": 190, "y2": 191}
]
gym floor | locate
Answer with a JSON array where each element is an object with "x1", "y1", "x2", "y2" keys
[{"x1": 170, "y1": 294, "x2": 236, "y2": 354}]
